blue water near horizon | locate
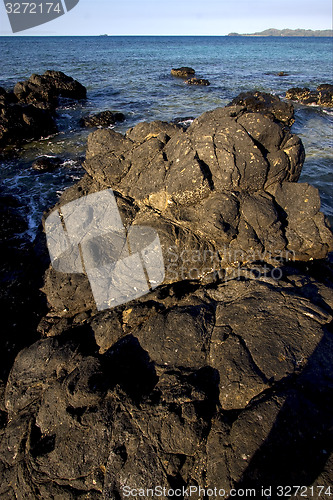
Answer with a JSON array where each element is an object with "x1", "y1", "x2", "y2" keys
[{"x1": 0, "y1": 36, "x2": 332, "y2": 234}]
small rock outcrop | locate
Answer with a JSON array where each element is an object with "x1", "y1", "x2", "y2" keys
[
  {"x1": 0, "y1": 88, "x2": 57, "y2": 147},
  {"x1": 185, "y1": 77, "x2": 210, "y2": 86},
  {"x1": 0, "y1": 71, "x2": 87, "y2": 148},
  {"x1": 80, "y1": 110, "x2": 125, "y2": 128},
  {"x1": 228, "y1": 90, "x2": 295, "y2": 127},
  {"x1": 286, "y1": 84, "x2": 333, "y2": 107},
  {"x1": 1, "y1": 93, "x2": 332, "y2": 498},
  {"x1": 14, "y1": 70, "x2": 87, "y2": 110},
  {"x1": 32, "y1": 156, "x2": 62, "y2": 172},
  {"x1": 171, "y1": 67, "x2": 195, "y2": 77}
]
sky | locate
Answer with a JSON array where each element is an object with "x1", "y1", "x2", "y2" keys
[{"x1": 0, "y1": 0, "x2": 332, "y2": 36}]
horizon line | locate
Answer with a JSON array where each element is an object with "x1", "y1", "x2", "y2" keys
[{"x1": 1, "y1": 32, "x2": 332, "y2": 37}]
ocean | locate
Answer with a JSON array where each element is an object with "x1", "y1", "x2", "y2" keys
[{"x1": 0, "y1": 35, "x2": 332, "y2": 234}]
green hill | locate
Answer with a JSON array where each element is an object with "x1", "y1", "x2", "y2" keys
[{"x1": 228, "y1": 28, "x2": 333, "y2": 37}]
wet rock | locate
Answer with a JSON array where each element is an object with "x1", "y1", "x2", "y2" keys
[
  {"x1": 32, "y1": 156, "x2": 62, "y2": 172},
  {"x1": 0, "y1": 195, "x2": 46, "y2": 385},
  {"x1": 228, "y1": 90, "x2": 295, "y2": 127},
  {"x1": 14, "y1": 70, "x2": 86, "y2": 109},
  {"x1": 171, "y1": 67, "x2": 195, "y2": 77},
  {"x1": 1, "y1": 271, "x2": 333, "y2": 497},
  {"x1": 37, "y1": 102, "x2": 333, "y2": 318},
  {"x1": 0, "y1": 70, "x2": 86, "y2": 148},
  {"x1": 80, "y1": 110, "x2": 125, "y2": 128},
  {"x1": 0, "y1": 99, "x2": 57, "y2": 148},
  {"x1": 1, "y1": 96, "x2": 333, "y2": 498},
  {"x1": 185, "y1": 77, "x2": 210, "y2": 86},
  {"x1": 286, "y1": 85, "x2": 333, "y2": 108},
  {"x1": 317, "y1": 84, "x2": 333, "y2": 107}
]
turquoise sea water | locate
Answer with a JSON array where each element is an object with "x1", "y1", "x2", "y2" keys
[{"x1": 0, "y1": 36, "x2": 332, "y2": 233}]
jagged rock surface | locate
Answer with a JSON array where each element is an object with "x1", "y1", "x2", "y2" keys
[
  {"x1": 286, "y1": 84, "x2": 333, "y2": 107},
  {"x1": 0, "y1": 71, "x2": 86, "y2": 147},
  {"x1": 1, "y1": 273, "x2": 333, "y2": 498},
  {"x1": 0, "y1": 87, "x2": 57, "y2": 147},
  {"x1": 14, "y1": 70, "x2": 87, "y2": 110},
  {"x1": 171, "y1": 67, "x2": 196, "y2": 77}
]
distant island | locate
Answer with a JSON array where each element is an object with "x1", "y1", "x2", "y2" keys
[{"x1": 228, "y1": 28, "x2": 333, "y2": 37}]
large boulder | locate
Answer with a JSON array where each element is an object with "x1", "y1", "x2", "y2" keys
[
  {"x1": 38, "y1": 100, "x2": 333, "y2": 317},
  {"x1": 185, "y1": 77, "x2": 210, "y2": 86},
  {"x1": 0, "y1": 71, "x2": 86, "y2": 148},
  {"x1": 1, "y1": 94, "x2": 333, "y2": 498},
  {"x1": 1, "y1": 271, "x2": 333, "y2": 498},
  {"x1": 0, "y1": 195, "x2": 46, "y2": 384}
]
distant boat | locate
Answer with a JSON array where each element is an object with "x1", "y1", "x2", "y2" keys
[{"x1": 100, "y1": 34, "x2": 109, "y2": 37}]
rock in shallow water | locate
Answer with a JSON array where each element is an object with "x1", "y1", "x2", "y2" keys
[
  {"x1": 171, "y1": 67, "x2": 195, "y2": 77},
  {"x1": 0, "y1": 71, "x2": 87, "y2": 148},
  {"x1": 14, "y1": 70, "x2": 87, "y2": 110},
  {"x1": 1, "y1": 93, "x2": 333, "y2": 498},
  {"x1": 185, "y1": 77, "x2": 210, "y2": 86},
  {"x1": 286, "y1": 84, "x2": 333, "y2": 107},
  {"x1": 80, "y1": 110, "x2": 125, "y2": 128}
]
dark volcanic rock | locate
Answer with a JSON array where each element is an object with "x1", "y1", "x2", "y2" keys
[
  {"x1": 1, "y1": 95, "x2": 333, "y2": 498},
  {"x1": 14, "y1": 70, "x2": 86, "y2": 110},
  {"x1": 171, "y1": 67, "x2": 195, "y2": 77},
  {"x1": 80, "y1": 110, "x2": 125, "y2": 128},
  {"x1": 171, "y1": 116, "x2": 195, "y2": 129},
  {"x1": 38, "y1": 102, "x2": 333, "y2": 318},
  {"x1": 185, "y1": 77, "x2": 210, "y2": 86},
  {"x1": 286, "y1": 84, "x2": 333, "y2": 107},
  {"x1": 0, "y1": 71, "x2": 86, "y2": 148},
  {"x1": 0, "y1": 97, "x2": 57, "y2": 148},
  {"x1": 228, "y1": 90, "x2": 295, "y2": 127}
]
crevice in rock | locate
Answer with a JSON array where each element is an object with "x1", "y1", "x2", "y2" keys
[
  {"x1": 66, "y1": 405, "x2": 87, "y2": 424},
  {"x1": 195, "y1": 152, "x2": 215, "y2": 191},
  {"x1": 233, "y1": 333, "x2": 269, "y2": 385},
  {"x1": 29, "y1": 422, "x2": 56, "y2": 458}
]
